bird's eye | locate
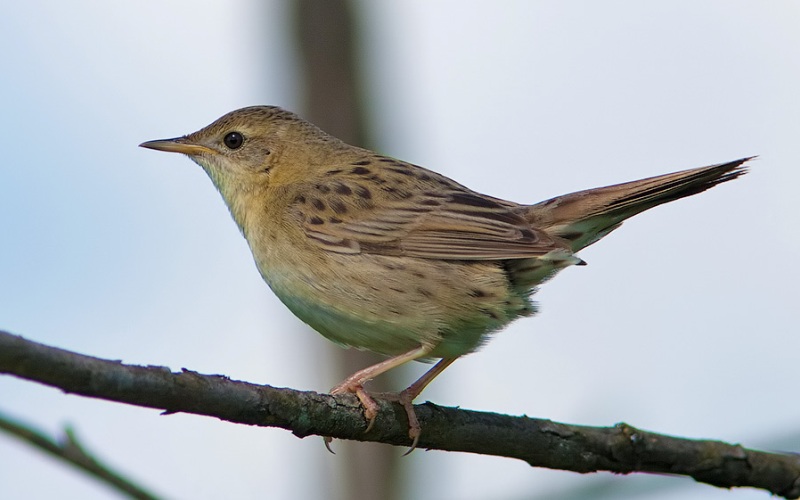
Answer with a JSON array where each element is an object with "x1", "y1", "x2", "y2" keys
[{"x1": 223, "y1": 132, "x2": 244, "y2": 150}]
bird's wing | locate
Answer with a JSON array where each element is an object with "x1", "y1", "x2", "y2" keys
[{"x1": 293, "y1": 178, "x2": 568, "y2": 260}]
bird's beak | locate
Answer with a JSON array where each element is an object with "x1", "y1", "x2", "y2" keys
[{"x1": 139, "y1": 137, "x2": 215, "y2": 155}]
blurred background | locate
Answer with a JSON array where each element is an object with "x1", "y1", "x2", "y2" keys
[{"x1": 1, "y1": 1, "x2": 799, "y2": 499}]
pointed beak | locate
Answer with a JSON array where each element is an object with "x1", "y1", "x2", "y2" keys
[{"x1": 139, "y1": 137, "x2": 215, "y2": 155}]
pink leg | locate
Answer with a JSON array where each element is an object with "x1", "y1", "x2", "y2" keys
[
  {"x1": 325, "y1": 346, "x2": 432, "y2": 452},
  {"x1": 383, "y1": 357, "x2": 458, "y2": 454}
]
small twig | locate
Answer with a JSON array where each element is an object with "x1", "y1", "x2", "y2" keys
[
  {"x1": 1, "y1": 330, "x2": 799, "y2": 498},
  {"x1": 0, "y1": 408, "x2": 162, "y2": 500}
]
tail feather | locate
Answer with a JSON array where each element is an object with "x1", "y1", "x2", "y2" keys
[{"x1": 522, "y1": 157, "x2": 753, "y2": 252}]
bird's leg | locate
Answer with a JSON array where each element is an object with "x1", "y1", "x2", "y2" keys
[
  {"x1": 380, "y1": 357, "x2": 458, "y2": 454},
  {"x1": 325, "y1": 346, "x2": 432, "y2": 452},
  {"x1": 329, "y1": 345, "x2": 432, "y2": 423}
]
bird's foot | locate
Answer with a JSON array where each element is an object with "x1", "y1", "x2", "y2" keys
[
  {"x1": 320, "y1": 347, "x2": 442, "y2": 453},
  {"x1": 323, "y1": 384, "x2": 421, "y2": 454},
  {"x1": 324, "y1": 381, "x2": 381, "y2": 453},
  {"x1": 376, "y1": 389, "x2": 421, "y2": 455}
]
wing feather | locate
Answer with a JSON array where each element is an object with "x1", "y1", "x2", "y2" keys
[{"x1": 293, "y1": 173, "x2": 568, "y2": 260}]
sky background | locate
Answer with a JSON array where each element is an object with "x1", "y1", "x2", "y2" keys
[{"x1": 2, "y1": 1, "x2": 799, "y2": 499}]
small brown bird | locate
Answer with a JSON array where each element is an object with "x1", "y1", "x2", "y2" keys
[{"x1": 141, "y1": 106, "x2": 750, "y2": 450}]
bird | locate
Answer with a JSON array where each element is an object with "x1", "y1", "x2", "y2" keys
[{"x1": 140, "y1": 105, "x2": 751, "y2": 451}]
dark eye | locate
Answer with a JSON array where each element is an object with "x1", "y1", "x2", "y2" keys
[{"x1": 223, "y1": 131, "x2": 244, "y2": 150}]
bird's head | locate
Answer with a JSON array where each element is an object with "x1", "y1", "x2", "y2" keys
[
  {"x1": 142, "y1": 105, "x2": 348, "y2": 237},
  {"x1": 141, "y1": 105, "x2": 341, "y2": 194},
  {"x1": 141, "y1": 106, "x2": 345, "y2": 228}
]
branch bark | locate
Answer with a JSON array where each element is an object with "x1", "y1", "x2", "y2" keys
[{"x1": 1, "y1": 330, "x2": 799, "y2": 498}]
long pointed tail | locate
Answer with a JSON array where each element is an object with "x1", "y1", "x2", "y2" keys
[{"x1": 523, "y1": 157, "x2": 753, "y2": 252}]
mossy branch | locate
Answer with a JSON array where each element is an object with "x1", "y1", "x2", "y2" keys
[{"x1": 1, "y1": 330, "x2": 798, "y2": 498}]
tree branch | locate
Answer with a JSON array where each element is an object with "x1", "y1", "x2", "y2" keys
[
  {"x1": 1, "y1": 330, "x2": 798, "y2": 498},
  {"x1": 0, "y1": 409, "x2": 161, "y2": 499}
]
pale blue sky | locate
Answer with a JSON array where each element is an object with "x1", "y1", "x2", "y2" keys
[{"x1": 2, "y1": 2, "x2": 799, "y2": 499}]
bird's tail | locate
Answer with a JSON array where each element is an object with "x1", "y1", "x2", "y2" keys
[{"x1": 521, "y1": 157, "x2": 753, "y2": 252}]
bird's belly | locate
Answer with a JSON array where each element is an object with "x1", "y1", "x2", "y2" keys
[
  {"x1": 260, "y1": 253, "x2": 536, "y2": 359},
  {"x1": 276, "y1": 292, "x2": 436, "y2": 355}
]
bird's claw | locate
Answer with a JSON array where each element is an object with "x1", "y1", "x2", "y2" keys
[
  {"x1": 323, "y1": 436, "x2": 336, "y2": 454},
  {"x1": 377, "y1": 389, "x2": 422, "y2": 455},
  {"x1": 323, "y1": 387, "x2": 422, "y2": 454},
  {"x1": 323, "y1": 383, "x2": 381, "y2": 452}
]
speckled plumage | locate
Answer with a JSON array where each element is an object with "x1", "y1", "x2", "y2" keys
[{"x1": 141, "y1": 105, "x2": 750, "y2": 446}]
